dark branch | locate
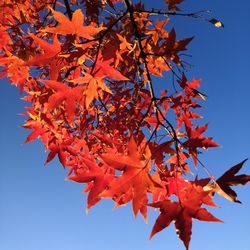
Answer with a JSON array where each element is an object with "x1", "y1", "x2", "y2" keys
[{"x1": 63, "y1": 0, "x2": 72, "y2": 20}]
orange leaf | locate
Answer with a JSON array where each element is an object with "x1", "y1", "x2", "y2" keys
[
  {"x1": 41, "y1": 80, "x2": 85, "y2": 122},
  {"x1": 66, "y1": 158, "x2": 114, "y2": 210},
  {"x1": 93, "y1": 57, "x2": 129, "y2": 81},
  {"x1": 42, "y1": 9, "x2": 104, "y2": 39},
  {"x1": 25, "y1": 33, "x2": 61, "y2": 66},
  {"x1": 100, "y1": 137, "x2": 158, "y2": 220}
]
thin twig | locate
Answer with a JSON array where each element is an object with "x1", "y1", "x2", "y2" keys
[{"x1": 63, "y1": 0, "x2": 72, "y2": 20}]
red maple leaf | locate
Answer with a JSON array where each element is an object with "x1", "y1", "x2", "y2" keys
[
  {"x1": 42, "y1": 9, "x2": 104, "y2": 39},
  {"x1": 25, "y1": 33, "x2": 61, "y2": 67},
  {"x1": 93, "y1": 57, "x2": 129, "y2": 81},
  {"x1": 22, "y1": 120, "x2": 48, "y2": 144},
  {"x1": 206, "y1": 159, "x2": 250, "y2": 203},
  {"x1": 164, "y1": 0, "x2": 184, "y2": 11},
  {"x1": 149, "y1": 184, "x2": 222, "y2": 250},
  {"x1": 66, "y1": 157, "x2": 114, "y2": 210},
  {"x1": 72, "y1": 73, "x2": 112, "y2": 108},
  {"x1": 100, "y1": 136, "x2": 160, "y2": 220},
  {"x1": 45, "y1": 136, "x2": 75, "y2": 167},
  {"x1": 41, "y1": 80, "x2": 85, "y2": 122},
  {"x1": 25, "y1": 33, "x2": 63, "y2": 80}
]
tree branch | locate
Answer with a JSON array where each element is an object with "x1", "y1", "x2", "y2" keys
[{"x1": 63, "y1": 0, "x2": 72, "y2": 20}]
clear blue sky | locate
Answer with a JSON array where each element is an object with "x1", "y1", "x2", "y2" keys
[{"x1": 1, "y1": 1, "x2": 250, "y2": 250}]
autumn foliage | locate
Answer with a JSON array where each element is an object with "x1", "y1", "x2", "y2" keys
[{"x1": 0, "y1": 0, "x2": 249, "y2": 249}]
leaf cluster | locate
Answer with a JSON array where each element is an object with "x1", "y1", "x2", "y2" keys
[{"x1": 0, "y1": 0, "x2": 247, "y2": 249}]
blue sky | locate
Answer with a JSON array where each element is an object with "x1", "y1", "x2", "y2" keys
[{"x1": 1, "y1": 1, "x2": 250, "y2": 250}]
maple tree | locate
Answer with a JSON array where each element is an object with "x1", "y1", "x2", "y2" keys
[{"x1": 0, "y1": 0, "x2": 249, "y2": 249}]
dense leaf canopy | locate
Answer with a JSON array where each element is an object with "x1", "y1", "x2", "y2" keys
[{"x1": 0, "y1": 0, "x2": 249, "y2": 249}]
